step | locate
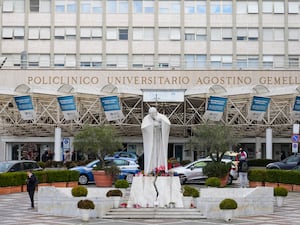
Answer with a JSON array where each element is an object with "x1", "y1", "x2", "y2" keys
[{"x1": 103, "y1": 208, "x2": 206, "y2": 219}]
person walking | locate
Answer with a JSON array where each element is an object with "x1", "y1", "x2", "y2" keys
[
  {"x1": 26, "y1": 170, "x2": 38, "y2": 209},
  {"x1": 238, "y1": 148, "x2": 249, "y2": 188}
]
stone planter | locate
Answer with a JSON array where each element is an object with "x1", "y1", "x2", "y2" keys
[
  {"x1": 111, "y1": 196, "x2": 121, "y2": 208},
  {"x1": 80, "y1": 209, "x2": 91, "y2": 222},
  {"x1": 221, "y1": 209, "x2": 234, "y2": 222},
  {"x1": 182, "y1": 196, "x2": 193, "y2": 208},
  {"x1": 275, "y1": 196, "x2": 285, "y2": 207}
]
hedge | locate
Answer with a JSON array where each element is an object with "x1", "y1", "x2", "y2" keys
[
  {"x1": 248, "y1": 169, "x2": 300, "y2": 184},
  {"x1": 0, "y1": 170, "x2": 79, "y2": 187}
]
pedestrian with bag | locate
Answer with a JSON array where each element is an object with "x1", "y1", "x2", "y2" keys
[{"x1": 26, "y1": 169, "x2": 38, "y2": 209}]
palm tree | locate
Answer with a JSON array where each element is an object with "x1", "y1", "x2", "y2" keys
[{"x1": 73, "y1": 125, "x2": 122, "y2": 169}]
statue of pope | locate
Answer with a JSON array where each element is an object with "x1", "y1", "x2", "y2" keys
[{"x1": 141, "y1": 107, "x2": 171, "y2": 174}]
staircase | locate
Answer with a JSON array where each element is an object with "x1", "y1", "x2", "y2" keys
[{"x1": 103, "y1": 208, "x2": 206, "y2": 219}]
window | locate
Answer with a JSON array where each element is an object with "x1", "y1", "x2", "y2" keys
[
  {"x1": 65, "y1": 55, "x2": 76, "y2": 67},
  {"x1": 107, "y1": 0, "x2": 128, "y2": 13},
  {"x1": 132, "y1": 55, "x2": 154, "y2": 68},
  {"x1": 288, "y1": 2, "x2": 299, "y2": 14},
  {"x1": 106, "y1": 28, "x2": 118, "y2": 40},
  {"x1": 133, "y1": 0, "x2": 154, "y2": 13},
  {"x1": 80, "y1": 55, "x2": 102, "y2": 68},
  {"x1": 55, "y1": 0, "x2": 76, "y2": 13},
  {"x1": 40, "y1": 28, "x2": 51, "y2": 39},
  {"x1": 248, "y1": 2, "x2": 258, "y2": 14},
  {"x1": 158, "y1": 55, "x2": 180, "y2": 68},
  {"x1": 81, "y1": 0, "x2": 102, "y2": 14},
  {"x1": 210, "y1": 55, "x2": 232, "y2": 68},
  {"x1": 159, "y1": 1, "x2": 180, "y2": 14},
  {"x1": 263, "y1": 1, "x2": 284, "y2": 14},
  {"x1": 3, "y1": 0, "x2": 25, "y2": 13},
  {"x1": 66, "y1": 28, "x2": 76, "y2": 40},
  {"x1": 3, "y1": 27, "x2": 26, "y2": 40},
  {"x1": 159, "y1": 28, "x2": 180, "y2": 41},
  {"x1": 106, "y1": 55, "x2": 128, "y2": 68},
  {"x1": 184, "y1": 54, "x2": 207, "y2": 68},
  {"x1": 119, "y1": 29, "x2": 128, "y2": 40},
  {"x1": 28, "y1": 54, "x2": 39, "y2": 67},
  {"x1": 29, "y1": 28, "x2": 39, "y2": 39},
  {"x1": 210, "y1": 1, "x2": 232, "y2": 14},
  {"x1": 30, "y1": 0, "x2": 39, "y2": 12},
  {"x1": 55, "y1": 28, "x2": 65, "y2": 39},
  {"x1": 237, "y1": 55, "x2": 259, "y2": 68},
  {"x1": 263, "y1": 28, "x2": 284, "y2": 41},
  {"x1": 185, "y1": 28, "x2": 206, "y2": 41},
  {"x1": 289, "y1": 56, "x2": 299, "y2": 68},
  {"x1": 54, "y1": 55, "x2": 65, "y2": 67},
  {"x1": 40, "y1": 55, "x2": 50, "y2": 67},
  {"x1": 133, "y1": 28, "x2": 154, "y2": 40},
  {"x1": 263, "y1": 55, "x2": 273, "y2": 68},
  {"x1": 288, "y1": 29, "x2": 299, "y2": 41}
]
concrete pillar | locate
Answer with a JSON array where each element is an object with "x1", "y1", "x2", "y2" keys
[
  {"x1": 266, "y1": 128, "x2": 272, "y2": 159},
  {"x1": 255, "y1": 137, "x2": 262, "y2": 159},
  {"x1": 54, "y1": 127, "x2": 62, "y2": 161}
]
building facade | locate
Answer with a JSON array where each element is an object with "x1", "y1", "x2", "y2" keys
[{"x1": 0, "y1": 0, "x2": 300, "y2": 162}]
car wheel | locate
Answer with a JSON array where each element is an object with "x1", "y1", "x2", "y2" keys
[
  {"x1": 179, "y1": 175, "x2": 187, "y2": 185},
  {"x1": 227, "y1": 175, "x2": 233, "y2": 185},
  {"x1": 78, "y1": 174, "x2": 89, "y2": 185}
]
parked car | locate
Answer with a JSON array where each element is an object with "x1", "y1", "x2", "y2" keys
[
  {"x1": 169, "y1": 158, "x2": 235, "y2": 185},
  {"x1": 0, "y1": 160, "x2": 42, "y2": 173},
  {"x1": 106, "y1": 151, "x2": 138, "y2": 163},
  {"x1": 266, "y1": 153, "x2": 300, "y2": 170},
  {"x1": 70, "y1": 157, "x2": 140, "y2": 185}
]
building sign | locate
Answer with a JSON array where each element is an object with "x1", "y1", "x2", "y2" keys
[
  {"x1": 143, "y1": 90, "x2": 185, "y2": 102},
  {"x1": 204, "y1": 96, "x2": 228, "y2": 121},
  {"x1": 248, "y1": 96, "x2": 271, "y2": 121},
  {"x1": 14, "y1": 95, "x2": 35, "y2": 120},
  {"x1": 100, "y1": 96, "x2": 124, "y2": 121},
  {"x1": 57, "y1": 95, "x2": 78, "y2": 120},
  {"x1": 292, "y1": 96, "x2": 300, "y2": 120}
]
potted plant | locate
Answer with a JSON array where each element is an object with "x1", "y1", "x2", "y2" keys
[
  {"x1": 274, "y1": 186, "x2": 288, "y2": 207},
  {"x1": 203, "y1": 162, "x2": 231, "y2": 187},
  {"x1": 205, "y1": 177, "x2": 221, "y2": 188},
  {"x1": 114, "y1": 179, "x2": 129, "y2": 197},
  {"x1": 77, "y1": 199, "x2": 95, "y2": 221},
  {"x1": 219, "y1": 198, "x2": 238, "y2": 222},
  {"x1": 73, "y1": 125, "x2": 123, "y2": 187},
  {"x1": 182, "y1": 185, "x2": 199, "y2": 208},
  {"x1": 106, "y1": 189, "x2": 123, "y2": 208},
  {"x1": 71, "y1": 185, "x2": 88, "y2": 197}
]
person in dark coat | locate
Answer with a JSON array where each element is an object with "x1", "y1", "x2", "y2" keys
[{"x1": 26, "y1": 170, "x2": 38, "y2": 209}]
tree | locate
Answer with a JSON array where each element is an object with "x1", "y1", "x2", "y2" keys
[
  {"x1": 73, "y1": 125, "x2": 122, "y2": 169},
  {"x1": 189, "y1": 124, "x2": 237, "y2": 162}
]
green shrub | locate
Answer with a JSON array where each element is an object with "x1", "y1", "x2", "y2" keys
[
  {"x1": 72, "y1": 186, "x2": 88, "y2": 197},
  {"x1": 77, "y1": 199, "x2": 95, "y2": 209},
  {"x1": 274, "y1": 186, "x2": 288, "y2": 197},
  {"x1": 106, "y1": 189, "x2": 123, "y2": 197},
  {"x1": 265, "y1": 170, "x2": 280, "y2": 183},
  {"x1": 114, "y1": 179, "x2": 129, "y2": 188},
  {"x1": 182, "y1": 185, "x2": 200, "y2": 198},
  {"x1": 248, "y1": 169, "x2": 266, "y2": 182},
  {"x1": 205, "y1": 177, "x2": 221, "y2": 187},
  {"x1": 219, "y1": 198, "x2": 238, "y2": 210},
  {"x1": 203, "y1": 162, "x2": 231, "y2": 178}
]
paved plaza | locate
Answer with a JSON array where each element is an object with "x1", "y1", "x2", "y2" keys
[{"x1": 1, "y1": 186, "x2": 300, "y2": 225}]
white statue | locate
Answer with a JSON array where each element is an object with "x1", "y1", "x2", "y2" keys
[{"x1": 141, "y1": 107, "x2": 171, "y2": 174}]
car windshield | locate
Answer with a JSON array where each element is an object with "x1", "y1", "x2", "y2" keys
[
  {"x1": 0, "y1": 162, "x2": 13, "y2": 172},
  {"x1": 282, "y1": 155, "x2": 300, "y2": 163}
]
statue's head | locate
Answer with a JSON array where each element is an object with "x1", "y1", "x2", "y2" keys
[{"x1": 149, "y1": 107, "x2": 158, "y2": 119}]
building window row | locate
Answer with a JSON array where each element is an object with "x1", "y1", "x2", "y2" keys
[
  {"x1": 3, "y1": 54, "x2": 299, "y2": 70},
  {"x1": 3, "y1": 27, "x2": 299, "y2": 42},
  {"x1": 2, "y1": 1, "x2": 300, "y2": 15}
]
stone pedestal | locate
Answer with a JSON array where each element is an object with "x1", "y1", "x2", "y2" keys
[{"x1": 127, "y1": 176, "x2": 183, "y2": 208}]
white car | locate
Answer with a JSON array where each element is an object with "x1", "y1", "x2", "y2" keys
[{"x1": 169, "y1": 158, "x2": 235, "y2": 185}]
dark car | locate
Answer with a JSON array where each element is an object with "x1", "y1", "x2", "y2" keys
[
  {"x1": 0, "y1": 160, "x2": 42, "y2": 173},
  {"x1": 266, "y1": 154, "x2": 300, "y2": 170}
]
